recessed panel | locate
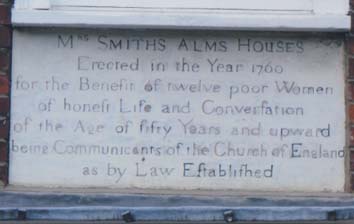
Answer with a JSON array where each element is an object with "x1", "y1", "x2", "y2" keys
[{"x1": 10, "y1": 29, "x2": 346, "y2": 192}]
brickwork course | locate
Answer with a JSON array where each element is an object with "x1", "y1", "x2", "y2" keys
[
  {"x1": 0, "y1": 0, "x2": 11, "y2": 186},
  {"x1": 349, "y1": 0, "x2": 354, "y2": 192}
]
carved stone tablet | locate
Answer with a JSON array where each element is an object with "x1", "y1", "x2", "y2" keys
[{"x1": 10, "y1": 29, "x2": 345, "y2": 192}]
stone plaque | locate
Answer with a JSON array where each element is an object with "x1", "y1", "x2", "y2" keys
[{"x1": 10, "y1": 29, "x2": 346, "y2": 192}]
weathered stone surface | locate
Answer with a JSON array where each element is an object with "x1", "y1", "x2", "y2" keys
[{"x1": 10, "y1": 29, "x2": 346, "y2": 192}]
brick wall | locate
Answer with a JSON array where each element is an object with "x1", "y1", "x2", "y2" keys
[
  {"x1": 0, "y1": 0, "x2": 11, "y2": 186},
  {"x1": 349, "y1": 0, "x2": 354, "y2": 192}
]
